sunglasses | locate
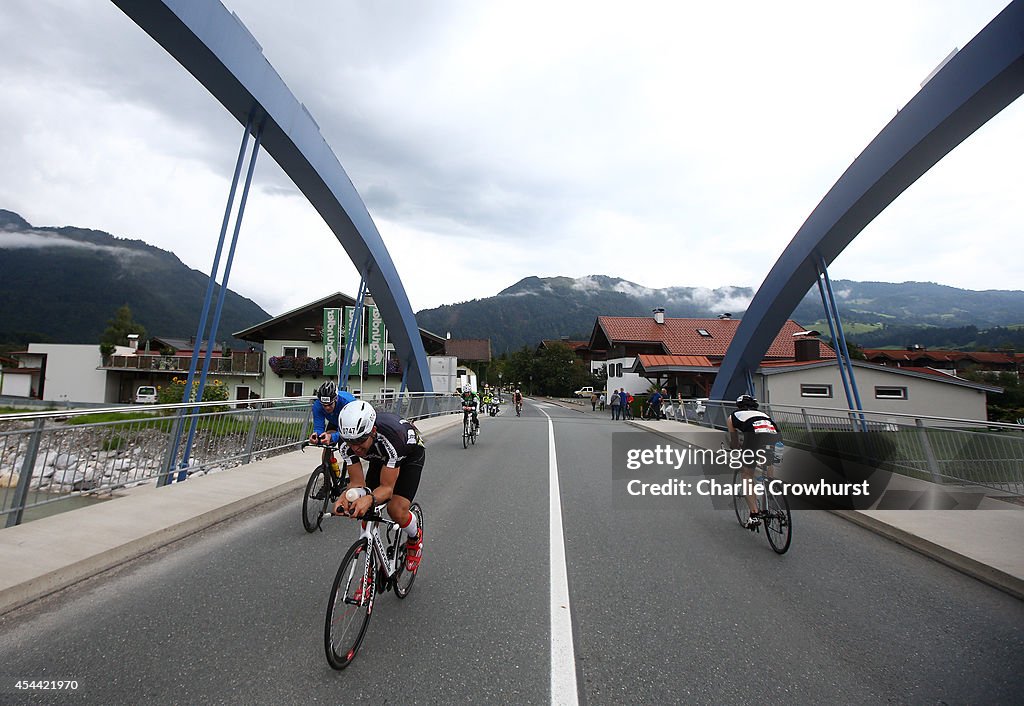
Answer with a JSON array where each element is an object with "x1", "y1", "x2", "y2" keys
[{"x1": 348, "y1": 433, "x2": 373, "y2": 446}]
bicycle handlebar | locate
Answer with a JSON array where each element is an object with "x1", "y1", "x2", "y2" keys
[{"x1": 320, "y1": 503, "x2": 394, "y2": 524}]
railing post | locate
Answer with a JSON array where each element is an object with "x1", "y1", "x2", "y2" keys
[
  {"x1": 6, "y1": 418, "x2": 45, "y2": 528},
  {"x1": 243, "y1": 404, "x2": 264, "y2": 464},
  {"x1": 801, "y1": 408, "x2": 817, "y2": 450},
  {"x1": 915, "y1": 418, "x2": 943, "y2": 484}
]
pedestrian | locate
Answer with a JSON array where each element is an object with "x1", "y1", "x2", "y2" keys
[
  {"x1": 590, "y1": 392, "x2": 598, "y2": 411},
  {"x1": 598, "y1": 392, "x2": 606, "y2": 411},
  {"x1": 620, "y1": 389, "x2": 631, "y2": 420},
  {"x1": 610, "y1": 388, "x2": 621, "y2": 420}
]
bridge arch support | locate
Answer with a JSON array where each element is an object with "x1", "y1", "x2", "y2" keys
[
  {"x1": 712, "y1": 1, "x2": 1024, "y2": 402},
  {"x1": 113, "y1": 0, "x2": 432, "y2": 391}
]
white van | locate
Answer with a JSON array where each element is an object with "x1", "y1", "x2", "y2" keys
[{"x1": 135, "y1": 385, "x2": 158, "y2": 404}]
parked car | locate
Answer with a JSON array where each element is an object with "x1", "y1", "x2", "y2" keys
[
  {"x1": 573, "y1": 386, "x2": 595, "y2": 398},
  {"x1": 135, "y1": 385, "x2": 158, "y2": 404}
]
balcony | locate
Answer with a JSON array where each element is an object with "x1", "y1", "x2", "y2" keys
[
  {"x1": 106, "y1": 352, "x2": 263, "y2": 376},
  {"x1": 268, "y1": 355, "x2": 324, "y2": 377}
]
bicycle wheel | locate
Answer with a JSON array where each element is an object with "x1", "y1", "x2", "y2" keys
[
  {"x1": 394, "y1": 502, "x2": 424, "y2": 599},
  {"x1": 763, "y1": 485, "x2": 792, "y2": 554},
  {"x1": 463, "y1": 419, "x2": 469, "y2": 449},
  {"x1": 732, "y1": 469, "x2": 752, "y2": 528},
  {"x1": 302, "y1": 466, "x2": 330, "y2": 533},
  {"x1": 325, "y1": 539, "x2": 375, "y2": 670}
]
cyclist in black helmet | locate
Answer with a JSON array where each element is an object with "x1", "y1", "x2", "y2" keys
[
  {"x1": 309, "y1": 380, "x2": 356, "y2": 445},
  {"x1": 727, "y1": 394, "x2": 780, "y2": 528}
]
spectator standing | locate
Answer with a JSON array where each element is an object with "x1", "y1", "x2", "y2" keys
[
  {"x1": 590, "y1": 392, "x2": 598, "y2": 411},
  {"x1": 598, "y1": 392, "x2": 606, "y2": 411},
  {"x1": 610, "y1": 388, "x2": 621, "y2": 420}
]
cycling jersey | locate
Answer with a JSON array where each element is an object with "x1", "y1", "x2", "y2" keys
[
  {"x1": 341, "y1": 412, "x2": 425, "y2": 501},
  {"x1": 312, "y1": 391, "x2": 357, "y2": 441},
  {"x1": 729, "y1": 409, "x2": 780, "y2": 450},
  {"x1": 340, "y1": 411, "x2": 423, "y2": 468}
]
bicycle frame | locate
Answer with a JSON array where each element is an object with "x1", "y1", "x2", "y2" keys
[{"x1": 359, "y1": 507, "x2": 403, "y2": 581}]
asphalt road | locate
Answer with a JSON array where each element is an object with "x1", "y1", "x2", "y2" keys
[{"x1": 1, "y1": 400, "x2": 1022, "y2": 704}]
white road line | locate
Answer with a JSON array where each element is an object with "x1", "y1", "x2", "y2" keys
[{"x1": 540, "y1": 408, "x2": 580, "y2": 706}]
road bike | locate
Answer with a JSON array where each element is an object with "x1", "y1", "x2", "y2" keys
[
  {"x1": 301, "y1": 440, "x2": 348, "y2": 533},
  {"x1": 729, "y1": 445, "x2": 792, "y2": 554},
  {"x1": 514, "y1": 399, "x2": 523, "y2": 416},
  {"x1": 462, "y1": 406, "x2": 479, "y2": 448},
  {"x1": 323, "y1": 501, "x2": 425, "y2": 669}
]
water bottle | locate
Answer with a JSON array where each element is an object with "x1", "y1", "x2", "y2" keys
[
  {"x1": 773, "y1": 440, "x2": 785, "y2": 465},
  {"x1": 330, "y1": 455, "x2": 341, "y2": 478}
]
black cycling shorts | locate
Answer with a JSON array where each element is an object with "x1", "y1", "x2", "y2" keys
[{"x1": 364, "y1": 444, "x2": 424, "y2": 502}]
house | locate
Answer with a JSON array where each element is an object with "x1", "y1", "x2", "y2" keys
[
  {"x1": 4, "y1": 343, "x2": 135, "y2": 404},
  {"x1": 443, "y1": 338, "x2": 491, "y2": 393},
  {"x1": 587, "y1": 310, "x2": 834, "y2": 399},
  {"x1": 101, "y1": 336, "x2": 263, "y2": 404},
  {"x1": 585, "y1": 309, "x2": 1000, "y2": 420},
  {"x1": 862, "y1": 347, "x2": 1021, "y2": 378},
  {"x1": 233, "y1": 292, "x2": 446, "y2": 399},
  {"x1": 756, "y1": 360, "x2": 1001, "y2": 421}
]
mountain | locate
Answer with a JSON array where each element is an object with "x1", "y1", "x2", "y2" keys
[
  {"x1": 0, "y1": 209, "x2": 272, "y2": 347},
  {"x1": 415, "y1": 275, "x2": 1024, "y2": 354}
]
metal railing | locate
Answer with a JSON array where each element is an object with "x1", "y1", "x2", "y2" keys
[
  {"x1": 669, "y1": 399, "x2": 1024, "y2": 496},
  {"x1": 0, "y1": 392, "x2": 465, "y2": 527}
]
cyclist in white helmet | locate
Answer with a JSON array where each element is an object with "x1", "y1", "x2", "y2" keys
[{"x1": 333, "y1": 400, "x2": 425, "y2": 572}]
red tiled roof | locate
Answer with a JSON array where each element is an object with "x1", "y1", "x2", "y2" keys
[
  {"x1": 636, "y1": 354, "x2": 714, "y2": 370},
  {"x1": 863, "y1": 349, "x2": 1016, "y2": 365},
  {"x1": 541, "y1": 339, "x2": 589, "y2": 351},
  {"x1": 597, "y1": 317, "x2": 835, "y2": 359}
]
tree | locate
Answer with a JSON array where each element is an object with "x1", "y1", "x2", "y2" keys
[{"x1": 100, "y1": 304, "x2": 147, "y2": 348}]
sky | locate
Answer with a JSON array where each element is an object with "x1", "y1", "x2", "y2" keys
[{"x1": 0, "y1": 0, "x2": 1021, "y2": 318}]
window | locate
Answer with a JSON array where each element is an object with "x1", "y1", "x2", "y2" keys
[
  {"x1": 875, "y1": 386, "x2": 908, "y2": 400},
  {"x1": 235, "y1": 385, "x2": 251, "y2": 401},
  {"x1": 616, "y1": 363, "x2": 624, "y2": 377},
  {"x1": 284, "y1": 381, "x2": 304, "y2": 397},
  {"x1": 800, "y1": 384, "x2": 833, "y2": 398},
  {"x1": 697, "y1": 329, "x2": 712, "y2": 338},
  {"x1": 283, "y1": 346, "x2": 308, "y2": 358}
]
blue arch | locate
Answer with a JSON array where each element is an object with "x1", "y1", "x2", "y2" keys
[
  {"x1": 712, "y1": 1, "x2": 1024, "y2": 402},
  {"x1": 112, "y1": 0, "x2": 433, "y2": 391}
]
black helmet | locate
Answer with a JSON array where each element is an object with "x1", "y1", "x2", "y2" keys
[
  {"x1": 736, "y1": 394, "x2": 758, "y2": 410},
  {"x1": 317, "y1": 380, "x2": 338, "y2": 404}
]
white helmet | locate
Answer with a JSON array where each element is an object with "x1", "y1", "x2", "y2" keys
[{"x1": 339, "y1": 400, "x2": 376, "y2": 440}]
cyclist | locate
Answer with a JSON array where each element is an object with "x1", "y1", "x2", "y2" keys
[
  {"x1": 308, "y1": 380, "x2": 356, "y2": 445},
  {"x1": 334, "y1": 400, "x2": 425, "y2": 572},
  {"x1": 726, "y1": 394, "x2": 780, "y2": 528},
  {"x1": 512, "y1": 388, "x2": 523, "y2": 415},
  {"x1": 460, "y1": 388, "x2": 481, "y2": 433}
]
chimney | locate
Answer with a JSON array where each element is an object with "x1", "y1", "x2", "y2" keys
[
  {"x1": 794, "y1": 338, "x2": 820, "y2": 362},
  {"x1": 792, "y1": 330, "x2": 821, "y2": 362},
  {"x1": 653, "y1": 307, "x2": 665, "y2": 325}
]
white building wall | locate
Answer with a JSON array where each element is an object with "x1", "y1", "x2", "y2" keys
[
  {"x1": 761, "y1": 364, "x2": 990, "y2": 421},
  {"x1": 603, "y1": 356, "x2": 646, "y2": 396},
  {"x1": 27, "y1": 343, "x2": 133, "y2": 404}
]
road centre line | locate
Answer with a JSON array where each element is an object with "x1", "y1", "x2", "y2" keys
[{"x1": 539, "y1": 408, "x2": 580, "y2": 706}]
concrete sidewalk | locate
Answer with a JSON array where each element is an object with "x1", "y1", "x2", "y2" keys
[
  {"x1": 0, "y1": 413, "x2": 465, "y2": 615},
  {"x1": 623, "y1": 417, "x2": 1024, "y2": 601}
]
